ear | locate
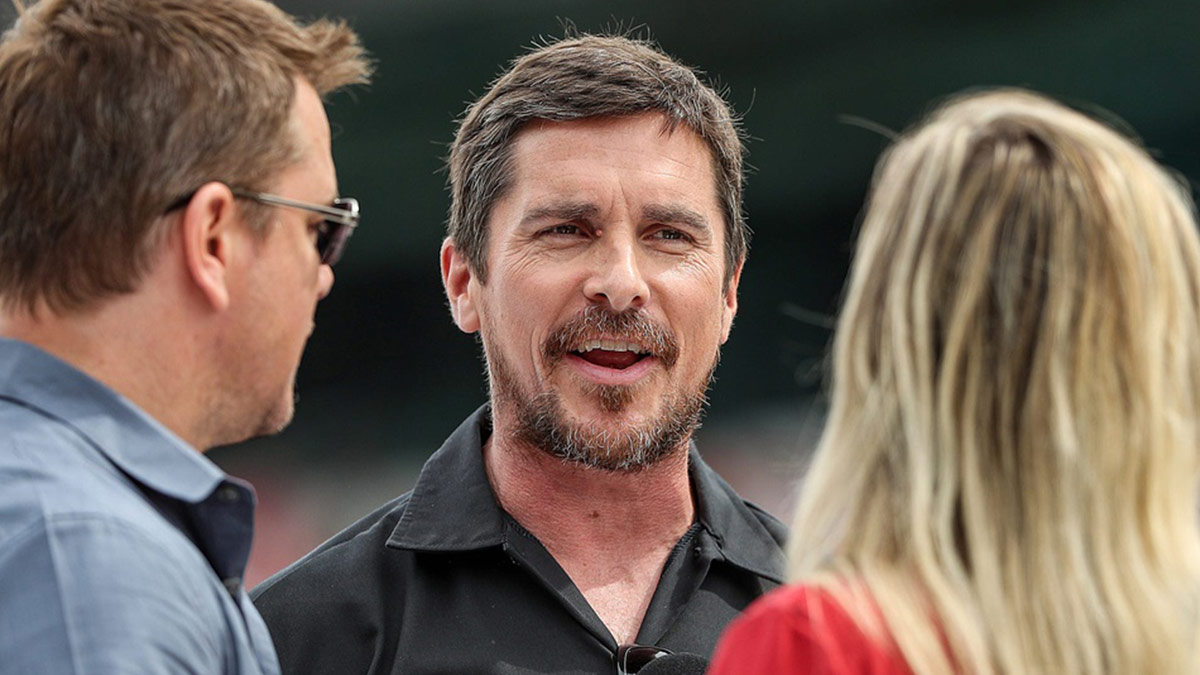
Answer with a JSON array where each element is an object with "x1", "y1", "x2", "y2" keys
[
  {"x1": 719, "y1": 260, "x2": 743, "y2": 344},
  {"x1": 179, "y1": 182, "x2": 241, "y2": 312},
  {"x1": 441, "y1": 237, "x2": 480, "y2": 333}
]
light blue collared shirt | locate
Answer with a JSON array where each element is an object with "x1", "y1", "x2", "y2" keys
[{"x1": 0, "y1": 337, "x2": 280, "y2": 674}]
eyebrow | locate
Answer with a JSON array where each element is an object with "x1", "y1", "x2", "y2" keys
[
  {"x1": 520, "y1": 201, "x2": 600, "y2": 227},
  {"x1": 519, "y1": 200, "x2": 712, "y2": 233},
  {"x1": 642, "y1": 204, "x2": 711, "y2": 233}
]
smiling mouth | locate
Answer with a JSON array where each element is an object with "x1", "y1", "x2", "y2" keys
[
  {"x1": 544, "y1": 306, "x2": 680, "y2": 373},
  {"x1": 571, "y1": 339, "x2": 652, "y2": 370}
]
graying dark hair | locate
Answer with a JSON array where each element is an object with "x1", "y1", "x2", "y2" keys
[{"x1": 447, "y1": 34, "x2": 748, "y2": 288}]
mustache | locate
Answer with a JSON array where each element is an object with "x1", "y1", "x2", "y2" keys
[{"x1": 542, "y1": 306, "x2": 679, "y2": 369}]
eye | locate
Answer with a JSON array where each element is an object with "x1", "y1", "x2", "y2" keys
[
  {"x1": 647, "y1": 227, "x2": 693, "y2": 243},
  {"x1": 540, "y1": 223, "x2": 583, "y2": 236}
]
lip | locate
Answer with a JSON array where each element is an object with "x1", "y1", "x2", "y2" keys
[{"x1": 563, "y1": 352, "x2": 659, "y2": 386}]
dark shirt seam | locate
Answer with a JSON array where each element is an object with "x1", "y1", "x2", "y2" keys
[{"x1": 662, "y1": 522, "x2": 703, "y2": 570}]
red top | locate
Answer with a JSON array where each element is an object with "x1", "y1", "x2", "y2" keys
[{"x1": 709, "y1": 585, "x2": 915, "y2": 675}]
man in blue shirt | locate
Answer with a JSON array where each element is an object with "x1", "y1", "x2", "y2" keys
[{"x1": 0, "y1": 0, "x2": 370, "y2": 672}]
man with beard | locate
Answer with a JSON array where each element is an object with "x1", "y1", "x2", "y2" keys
[{"x1": 252, "y1": 34, "x2": 786, "y2": 674}]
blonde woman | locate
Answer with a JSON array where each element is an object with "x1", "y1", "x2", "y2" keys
[{"x1": 710, "y1": 89, "x2": 1200, "y2": 674}]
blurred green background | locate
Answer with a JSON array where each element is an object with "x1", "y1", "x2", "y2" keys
[{"x1": 5, "y1": 0, "x2": 1197, "y2": 582}]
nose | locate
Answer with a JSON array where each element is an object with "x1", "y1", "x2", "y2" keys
[
  {"x1": 582, "y1": 237, "x2": 649, "y2": 312},
  {"x1": 317, "y1": 264, "x2": 334, "y2": 300}
]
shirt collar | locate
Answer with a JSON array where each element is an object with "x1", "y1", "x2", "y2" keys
[
  {"x1": 387, "y1": 406, "x2": 507, "y2": 551},
  {"x1": 387, "y1": 404, "x2": 786, "y2": 583},
  {"x1": 689, "y1": 444, "x2": 787, "y2": 583},
  {"x1": 0, "y1": 337, "x2": 226, "y2": 504}
]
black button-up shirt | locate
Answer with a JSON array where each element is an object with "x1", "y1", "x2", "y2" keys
[{"x1": 252, "y1": 407, "x2": 786, "y2": 674}]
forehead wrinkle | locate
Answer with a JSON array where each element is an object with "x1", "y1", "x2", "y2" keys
[{"x1": 649, "y1": 150, "x2": 710, "y2": 177}]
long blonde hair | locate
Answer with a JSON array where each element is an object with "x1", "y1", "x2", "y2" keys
[{"x1": 789, "y1": 89, "x2": 1200, "y2": 674}]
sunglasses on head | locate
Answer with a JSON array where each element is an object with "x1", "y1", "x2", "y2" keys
[{"x1": 166, "y1": 184, "x2": 360, "y2": 266}]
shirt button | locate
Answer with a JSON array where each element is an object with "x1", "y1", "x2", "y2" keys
[{"x1": 217, "y1": 485, "x2": 241, "y2": 503}]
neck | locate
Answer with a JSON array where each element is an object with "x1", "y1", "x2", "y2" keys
[
  {"x1": 484, "y1": 430, "x2": 696, "y2": 556},
  {"x1": 484, "y1": 415, "x2": 696, "y2": 644},
  {"x1": 0, "y1": 295, "x2": 211, "y2": 451}
]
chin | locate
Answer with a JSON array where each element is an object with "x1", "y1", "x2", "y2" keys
[
  {"x1": 566, "y1": 378, "x2": 656, "y2": 414},
  {"x1": 268, "y1": 408, "x2": 295, "y2": 436},
  {"x1": 249, "y1": 388, "x2": 297, "y2": 438},
  {"x1": 256, "y1": 413, "x2": 293, "y2": 439},
  {"x1": 566, "y1": 406, "x2": 652, "y2": 430}
]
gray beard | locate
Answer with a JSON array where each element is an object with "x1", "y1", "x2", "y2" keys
[{"x1": 486, "y1": 344, "x2": 714, "y2": 473}]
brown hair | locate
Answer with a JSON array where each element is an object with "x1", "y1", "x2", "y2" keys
[
  {"x1": 0, "y1": 0, "x2": 371, "y2": 313},
  {"x1": 447, "y1": 34, "x2": 748, "y2": 288}
]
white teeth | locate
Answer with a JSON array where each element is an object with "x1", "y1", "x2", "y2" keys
[{"x1": 577, "y1": 339, "x2": 648, "y2": 354}]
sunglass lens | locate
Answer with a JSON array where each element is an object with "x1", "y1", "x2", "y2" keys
[
  {"x1": 616, "y1": 645, "x2": 671, "y2": 674},
  {"x1": 318, "y1": 221, "x2": 350, "y2": 265},
  {"x1": 318, "y1": 198, "x2": 359, "y2": 265}
]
